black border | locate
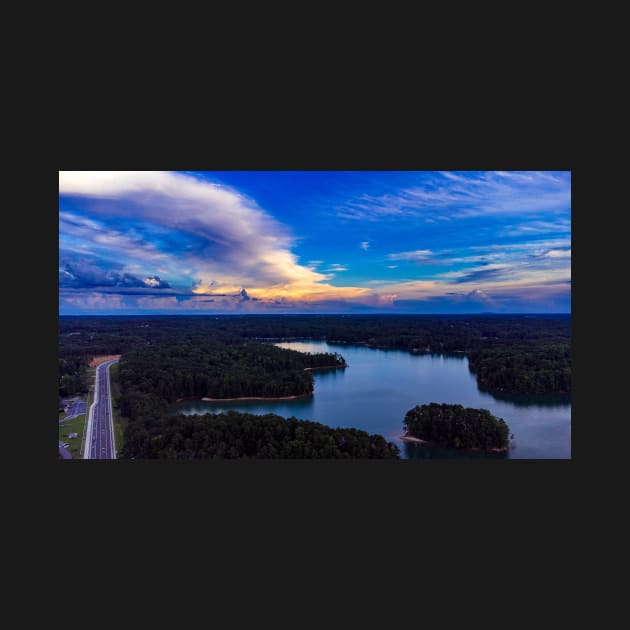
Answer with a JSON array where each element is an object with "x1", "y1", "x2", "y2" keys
[{"x1": 42, "y1": 107, "x2": 582, "y2": 561}]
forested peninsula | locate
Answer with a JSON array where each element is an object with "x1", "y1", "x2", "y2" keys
[{"x1": 119, "y1": 341, "x2": 346, "y2": 402}]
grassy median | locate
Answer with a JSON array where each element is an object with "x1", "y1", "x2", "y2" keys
[{"x1": 108, "y1": 362, "x2": 127, "y2": 457}]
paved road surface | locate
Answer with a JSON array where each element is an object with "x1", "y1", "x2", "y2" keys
[{"x1": 84, "y1": 359, "x2": 119, "y2": 459}]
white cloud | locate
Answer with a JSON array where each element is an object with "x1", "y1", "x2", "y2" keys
[
  {"x1": 360, "y1": 241, "x2": 370, "y2": 250},
  {"x1": 540, "y1": 248, "x2": 571, "y2": 259},
  {"x1": 500, "y1": 219, "x2": 571, "y2": 237},
  {"x1": 59, "y1": 171, "x2": 365, "y2": 301},
  {"x1": 334, "y1": 171, "x2": 571, "y2": 221},
  {"x1": 365, "y1": 269, "x2": 570, "y2": 304},
  {"x1": 59, "y1": 171, "x2": 300, "y2": 284},
  {"x1": 388, "y1": 249, "x2": 432, "y2": 261},
  {"x1": 470, "y1": 238, "x2": 571, "y2": 252},
  {"x1": 59, "y1": 212, "x2": 189, "y2": 278}
]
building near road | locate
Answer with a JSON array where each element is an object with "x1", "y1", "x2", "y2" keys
[{"x1": 69, "y1": 432, "x2": 79, "y2": 438}]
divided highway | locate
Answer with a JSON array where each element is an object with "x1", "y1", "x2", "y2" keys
[{"x1": 84, "y1": 359, "x2": 119, "y2": 459}]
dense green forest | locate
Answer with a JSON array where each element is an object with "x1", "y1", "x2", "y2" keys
[
  {"x1": 468, "y1": 343, "x2": 571, "y2": 394},
  {"x1": 118, "y1": 341, "x2": 346, "y2": 403},
  {"x1": 59, "y1": 355, "x2": 88, "y2": 396},
  {"x1": 122, "y1": 410, "x2": 400, "y2": 459},
  {"x1": 404, "y1": 403, "x2": 510, "y2": 451},
  {"x1": 59, "y1": 314, "x2": 571, "y2": 396}
]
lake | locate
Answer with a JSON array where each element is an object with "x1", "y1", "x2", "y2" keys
[{"x1": 173, "y1": 341, "x2": 571, "y2": 459}]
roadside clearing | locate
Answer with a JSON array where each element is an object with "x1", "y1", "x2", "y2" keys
[{"x1": 88, "y1": 354, "x2": 122, "y2": 368}]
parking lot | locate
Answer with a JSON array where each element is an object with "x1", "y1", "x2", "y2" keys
[{"x1": 59, "y1": 400, "x2": 87, "y2": 422}]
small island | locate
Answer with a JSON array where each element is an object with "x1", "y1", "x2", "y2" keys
[{"x1": 402, "y1": 403, "x2": 510, "y2": 452}]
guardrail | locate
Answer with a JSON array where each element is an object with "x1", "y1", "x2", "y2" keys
[{"x1": 83, "y1": 365, "x2": 100, "y2": 459}]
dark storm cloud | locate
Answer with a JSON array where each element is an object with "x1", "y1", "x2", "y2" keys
[
  {"x1": 59, "y1": 260, "x2": 170, "y2": 290},
  {"x1": 60, "y1": 287, "x2": 177, "y2": 297}
]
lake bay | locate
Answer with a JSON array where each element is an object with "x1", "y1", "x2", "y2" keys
[{"x1": 173, "y1": 341, "x2": 571, "y2": 459}]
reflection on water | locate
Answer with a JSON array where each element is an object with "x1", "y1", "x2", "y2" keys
[
  {"x1": 474, "y1": 388, "x2": 571, "y2": 408},
  {"x1": 173, "y1": 341, "x2": 571, "y2": 460}
]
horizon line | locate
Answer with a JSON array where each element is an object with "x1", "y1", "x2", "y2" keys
[{"x1": 59, "y1": 312, "x2": 571, "y2": 317}]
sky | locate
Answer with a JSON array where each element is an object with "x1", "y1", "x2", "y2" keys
[{"x1": 59, "y1": 171, "x2": 571, "y2": 314}]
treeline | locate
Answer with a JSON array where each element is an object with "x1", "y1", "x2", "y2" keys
[
  {"x1": 59, "y1": 314, "x2": 571, "y2": 397},
  {"x1": 122, "y1": 410, "x2": 400, "y2": 459},
  {"x1": 404, "y1": 403, "x2": 510, "y2": 451},
  {"x1": 215, "y1": 314, "x2": 571, "y2": 395},
  {"x1": 468, "y1": 343, "x2": 571, "y2": 394},
  {"x1": 59, "y1": 314, "x2": 571, "y2": 355},
  {"x1": 59, "y1": 356, "x2": 88, "y2": 396},
  {"x1": 59, "y1": 318, "x2": 156, "y2": 397},
  {"x1": 183, "y1": 314, "x2": 570, "y2": 351}
]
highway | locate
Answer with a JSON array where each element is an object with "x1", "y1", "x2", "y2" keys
[{"x1": 84, "y1": 359, "x2": 119, "y2": 459}]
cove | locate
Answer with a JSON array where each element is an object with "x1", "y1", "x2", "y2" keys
[{"x1": 172, "y1": 341, "x2": 571, "y2": 459}]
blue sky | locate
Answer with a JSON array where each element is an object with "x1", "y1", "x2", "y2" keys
[{"x1": 59, "y1": 171, "x2": 571, "y2": 314}]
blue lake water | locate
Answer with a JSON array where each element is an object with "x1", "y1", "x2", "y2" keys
[{"x1": 173, "y1": 341, "x2": 571, "y2": 459}]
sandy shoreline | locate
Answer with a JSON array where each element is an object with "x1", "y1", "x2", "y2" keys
[
  {"x1": 400, "y1": 434, "x2": 431, "y2": 445},
  {"x1": 177, "y1": 364, "x2": 345, "y2": 404},
  {"x1": 400, "y1": 433, "x2": 508, "y2": 453},
  {"x1": 201, "y1": 394, "x2": 312, "y2": 402}
]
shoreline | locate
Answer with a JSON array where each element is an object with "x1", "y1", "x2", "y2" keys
[
  {"x1": 400, "y1": 434, "x2": 431, "y2": 445},
  {"x1": 270, "y1": 339, "x2": 569, "y2": 397},
  {"x1": 400, "y1": 433, "x2": 509, "y2": 453},
  {"x1": 200, "y1": 393, "x2": 312, "y2": 402},
  {"x1": 173, "y1": 364, "x2": 346, "y2": 404}
]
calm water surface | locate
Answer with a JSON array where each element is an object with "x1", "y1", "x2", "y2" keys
[{"x1": 173, "y1": 341, "x2": 571, "y2": 459}]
